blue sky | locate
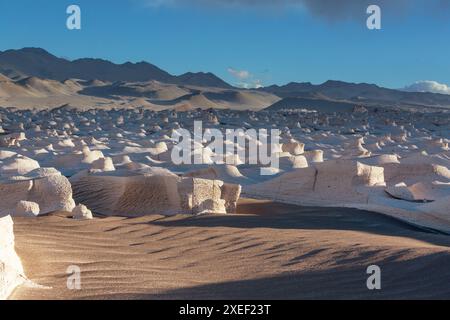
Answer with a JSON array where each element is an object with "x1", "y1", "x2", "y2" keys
[{"x1": 0, "y1": 0, "x2": 449, "y2": 89}]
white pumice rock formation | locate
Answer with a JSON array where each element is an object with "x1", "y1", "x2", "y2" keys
[
  {"x1": 0, "y1": 106, "x2": 448, "y2": 232},
  {"x1": 0, "y1": 169, "x2": 75, "y2": 216},
  {"x1": 0, "y1": 155, "x2": 40, "y2": 176},
  {"x1": 70, "y1": 168, "x2": 241, "y2": 216},
  {"x1": 246, "y1": 160, "x2": 385, "y2": 205},
  {"x1": 72, "y1": 204, "x2": 93, "y2": 220},
  {"x1": 0, "y1": 216, "x2": 25, "y2": 300},
  {"x1": 183, "y1": 165, "x2": 249, "y2": 185},
  {"x1": 281, "y1": 140, "x2": 305, "y2": 155},
  {"x1": 15, "y1": 201, "x2": 40, "y2": 218}
]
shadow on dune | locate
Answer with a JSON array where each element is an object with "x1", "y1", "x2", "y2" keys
[
  {"x1": 98, "y1": 252, "x2": 450, "y2": 300},
  {"x1": 79, "y1": 84, "x2": 201, "y2": 105},
  {"x1": 144, "y1": 202, "x2": 450, "y2": 248}
]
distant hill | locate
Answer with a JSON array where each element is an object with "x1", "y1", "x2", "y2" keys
[
  {"x1": 261, "y1": 80, "x2": 450, "y2": 109},
  {"x1": 0, "y1": 47, "x2": 232, "y2": 89}
]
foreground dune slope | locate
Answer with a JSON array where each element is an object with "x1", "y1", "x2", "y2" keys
[{"x1": 10, "y1": 199, "x2": 450, "y2": 300}]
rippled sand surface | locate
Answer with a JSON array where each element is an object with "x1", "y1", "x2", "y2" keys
[{"x1": 10, "y1": 199, "x2": 450, "y2": 300}]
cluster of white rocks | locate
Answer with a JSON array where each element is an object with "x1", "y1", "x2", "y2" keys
[
  {"x1": 0, "y1": 106, "x2": 448, "y2": 223},
  {"x1": 0, "y1": 107, "x2": 246, "y2": 218},
  {"x1": 0, "y1": 105, "x2": 449, "y2": 297}
]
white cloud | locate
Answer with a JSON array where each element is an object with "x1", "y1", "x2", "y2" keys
[
  {"x1": 227, "y1": 67, "x2": 263, "y2": 89},
  {"x1": 252, "y1": 79, "x2": 264, "y2": 89},
  {"x1": 402, "y1": 80, "x2": 450, "y2": 95},
  {"x1": 237, "y1": 80, "x2": 263, "y2": 89},
  {"x1": 227, "y1": 67, "x2": 251, "y2": 80}
]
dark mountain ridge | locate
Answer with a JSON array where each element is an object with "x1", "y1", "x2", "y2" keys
[
  {"x1": 2, "y1": 47, "x2": 450, "y2": 110},
  {"x1": 261, "y1": 80, "x2": 450, "y2": 109},
  {"x1": 0, "y1": 47, "x2": 232, "y2": 88}
]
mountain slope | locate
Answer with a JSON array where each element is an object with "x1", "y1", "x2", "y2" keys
[
  {"x1": 0, "y1": 48, "x2": 232, "y2": 88},
  {"x1": 0, "y1": 73, "x2": 11, "y2": 82},
  {"x1": 176, "y1": 72, "x2": 231, "y2": 88},
  {"x1": 2, "y1": 48, "x2": 450, "y2": 110},
  {"x1": 262, "y1": 80, "x2": 450, "y2": 109}
]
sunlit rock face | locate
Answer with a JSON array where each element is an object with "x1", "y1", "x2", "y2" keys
[
  {"x1": 72, "y1": 204, "x2": 93, "y2": 220},
  {"x1": 0, "y1": 216, "x2": 25, "y2": 300},
  {"x1": 0, "y1": 169, "x2": 75, "y2": 217},
  {"x1": 246, "y1": 160, "x2": 386, "y2": 206},
  {"x1": 70, "y1": 168, "x2": 241, "y2": 217}
]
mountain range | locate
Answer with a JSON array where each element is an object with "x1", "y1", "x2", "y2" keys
[
  {"x1": 0, "y1": 47, "x2": 231, "y2": 88},
  {"x1": 262, "y1": 81, "x2": 450, "y2": 110},
  {"x1": 1, "y1": 47, "x2": 450, "y2": 111}
]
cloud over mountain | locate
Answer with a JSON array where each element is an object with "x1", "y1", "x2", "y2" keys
[
  {"x1": 402, "y1": 81, "x2": 450, "y2": 95},
  {"x1": 227, "y1": 68, "x2": 250, "y2": 80},
  {"x1": 227, "y1": 67, "x2": 263, "y2": 89}
]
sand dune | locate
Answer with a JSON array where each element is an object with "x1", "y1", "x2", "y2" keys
[
  {"x1": 0, "y1": 76, "x2": 278, "y2": 111},
  {"x1": 203, "y1": 90, "x2": 281, "y2": 110},
  {"x1": 180, "y1": 93, "x2": 219, "y2": 109},
  {"x1": 9, "y1": 199, "x2": 450, "y2": 300},
  {"x1": 78, "y1": 79, "x2": 110, "y2": 87},
  {"x1": 16, "y1": 77, "x2": 74, "y2": 97},
  {"x1": 79, "y1": 81, "x2": 191, "y2": 101},
  {"x1": 0, "y1": 76, "x2": 80, "y2": 100},
  {"x1": 0, "y1": 80, "x2": 32, "y2": 98}
]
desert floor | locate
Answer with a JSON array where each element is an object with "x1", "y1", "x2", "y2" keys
[{"x1": 9, "y1": 198, "x2": 450, "y2": 300}]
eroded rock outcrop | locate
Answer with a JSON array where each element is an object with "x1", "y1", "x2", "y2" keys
[
  {"x1": 0, "y1": 106, "x2": 448, "y2": 233},
  {"x1": 72, "y1": 204, "x2": 93, "y2": 220},
  {"x1": 246, "y1": 160, "x2": 385, "y2": 205},
  {"x1": 0, "y1": 216, "x2": 25, "y2": 300},
  {"x1": 0, "y1": 169, "x2": 75, "y2": 216},
  {"x1": 70, "y1": 168, "x2": 241, "y2": 216}
]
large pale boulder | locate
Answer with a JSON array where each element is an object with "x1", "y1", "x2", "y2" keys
[
  {"x1": 183, "y1": 165, "x2": 248, "y2": 185},
  {"x1": 220, "y1": 183, "x2": 242, "y2": 213},
  {"x1": 246, "y1": 160, "x2": 385, "y2": 205},
  {"x1": 383, "y1": 162, "x2": 450, "y2": 185},
  {"x1": 0, "y1": 169, "x2": 75, "y2": 216},
  {"x1": 15, "y1": 201, "x2": 40, "y2": 218},
  {"x1": 342, "y1": 137, "x2": 371, "y2": 158},
  {"x1": 385, "y1": 182, "x2": 450, "y2": 202},
  {"x1": 282, "y1": 140, "x2": 305, "y2": 155},
  {"x1": 71, "y1": 169, "x2": 184, "y2": 217},
  {"x1": 72, "y1": 204, "x2": 93, "y2": 220},
  {"x1": 278, "y1": 155, "x2": 308, "y2": 170},
  {"x1": 0, "y1": 216, "x2": 25, "y2": 300},
  {"x1": 303, "y1": 150, "x2": 324, "y2": 163},
  {"x1": 90, "y1": 157, "x2": 115, "y2": 172},
  {"x1": 179, "y1": 178, "x2": 227, "y2": 214},
  {"x1": 0, "y1": 156, "x2": 40, "y2": 176},
  {"x1": 71, "y1": 168, "x2": 241, "y2": 217}
]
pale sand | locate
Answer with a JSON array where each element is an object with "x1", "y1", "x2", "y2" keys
[{"x1": 9, "y1": 199, "x2": 450, "y2": 300}]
